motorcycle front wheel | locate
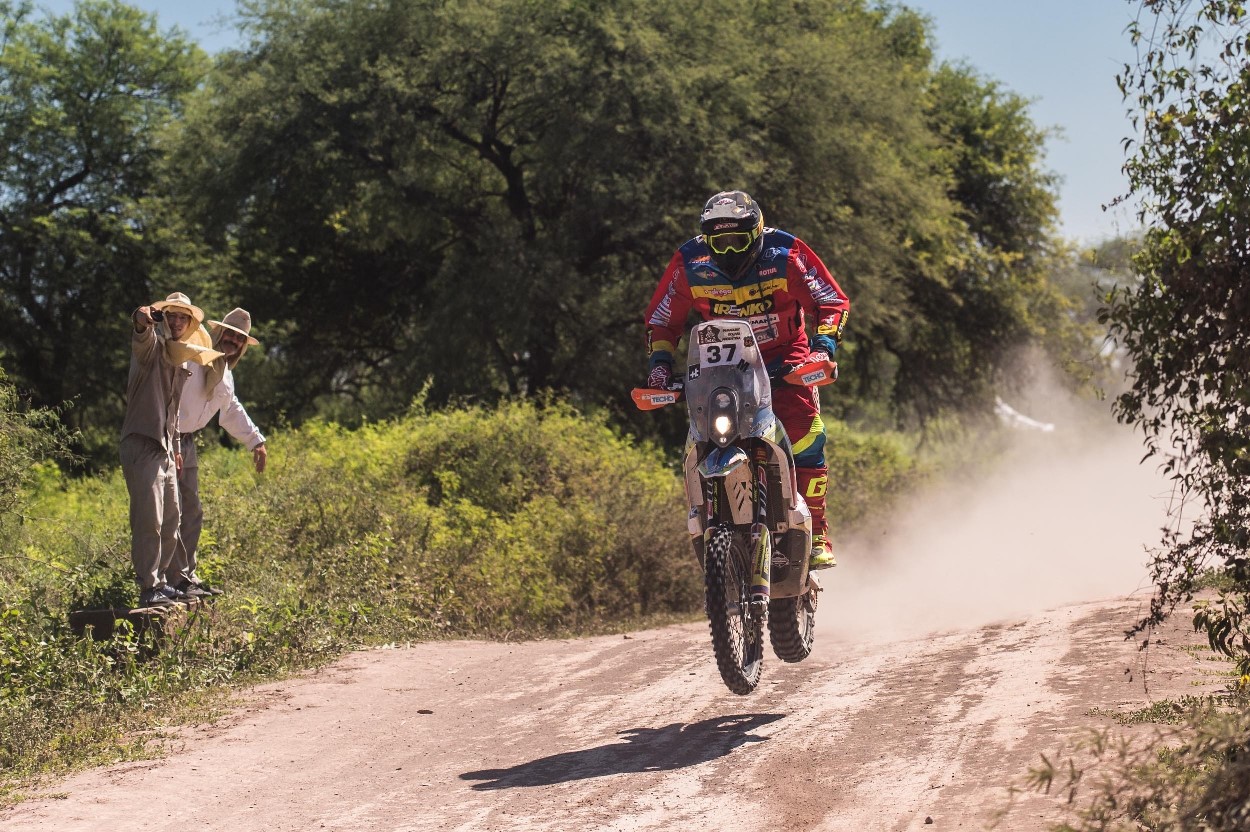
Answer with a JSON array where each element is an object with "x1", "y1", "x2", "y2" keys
[{"x1": 704, "y1": 525, "x2": 765, "y2": 694}]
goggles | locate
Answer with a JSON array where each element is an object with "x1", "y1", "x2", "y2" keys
[{"x1": 705, "y1": 227, "x2": 760, "y2": 255}]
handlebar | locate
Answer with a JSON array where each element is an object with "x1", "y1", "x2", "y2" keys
[{"x1": 631, "y1": 358, "x2": 837, "y2": 411}]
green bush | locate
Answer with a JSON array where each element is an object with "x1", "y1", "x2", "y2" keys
[{"x1": 1, "y1": 395, "x2": 923, "y2": 800}]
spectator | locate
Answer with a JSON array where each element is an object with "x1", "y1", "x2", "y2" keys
[
  {"x1": 121, "y1": 292, "x2": 221, "y2": 608},
  {"x1": 171, "y1": 308, "x2": 266, "y2": 598}
]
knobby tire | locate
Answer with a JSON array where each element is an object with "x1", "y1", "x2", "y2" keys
[
  {"x1": 704, "y1": 525, "x2": 764, "y2": 695},
  {"x1": 768, "y1": 588, "x2": 817, "y2": 662}
]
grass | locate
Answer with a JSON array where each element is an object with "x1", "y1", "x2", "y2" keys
[{"x1": 0, "y1": 396, "x2": 924, "y2": 804}]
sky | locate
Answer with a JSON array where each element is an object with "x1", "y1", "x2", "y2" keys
[
  {"x1": 38, "y1": 0, "x2": 1144, "y2": 245},
  {"x1": 904, "y1": 0, "x2": 1143, "y2": 244}
]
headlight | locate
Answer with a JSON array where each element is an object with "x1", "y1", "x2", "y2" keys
[{"x1": 709, "y1": 388, "x2": 737, "y2": 445}]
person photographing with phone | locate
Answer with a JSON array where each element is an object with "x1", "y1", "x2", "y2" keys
[{"x1": 121, "y1": 292, "x2": 221, "y2": 608}]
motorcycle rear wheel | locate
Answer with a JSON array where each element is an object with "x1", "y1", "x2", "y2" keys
[
  {"x1": 704, "y1": 525, "x2": 765, "y2": 694},
  {"x1": 768, "y1": 587, "x2": 817, "y2": 662}
]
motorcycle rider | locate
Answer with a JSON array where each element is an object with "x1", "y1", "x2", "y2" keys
[{"x1": 644, "y1": 190, "x2": 850, "y2": 569}]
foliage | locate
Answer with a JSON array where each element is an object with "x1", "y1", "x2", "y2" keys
[
  {"x1": 1027, "y1": 693, "x2": 1250, "y2": 832},
  {"x1": 0, "y1": 371, "x2": 74, "y2": 542},
  {"x1": 0, "y1": 394, "x2": 921, "y2": 797},
  {"x1": 0, "y1": 0, "x2": 206, "y2": 462},
  {"x1": 1031, "y1": 2, "x2": 1250, "y2": 829},
  {"x1": 165, "y1": 0, "x2": 1080, "y2": 433},
  {"x1": 1105, "y1": 0, "x2": 1250, "y2": 667}
]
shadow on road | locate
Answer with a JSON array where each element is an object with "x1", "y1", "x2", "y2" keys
[{"x1": 460, "y1": 712, "x2": 784, "y2": 790}]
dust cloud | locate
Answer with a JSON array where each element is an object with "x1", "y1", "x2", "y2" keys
[{"x1": 818, "y1": 393, "x2": 1177, "y2": 645}]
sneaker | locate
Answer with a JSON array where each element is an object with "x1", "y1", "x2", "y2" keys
[
  {"x1": 809, "y1": 534, "x2": 838, "y2": 570},
  {"x1": 138, "y1": 587, "x2": 177, "y2": 608},
  {"x1": 174, "y1": 579, "x2": 212, "y2": 599},
  {"x1": 188, "y1": 579, "x2": 224, "y2": 596},
  {"x1": 159, "y1": 584, "x2": 188, "y2": 601}
]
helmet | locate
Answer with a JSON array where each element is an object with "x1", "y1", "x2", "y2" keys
[{"x1": 700, "y1": 190, "x2": 765, "y2": 278}]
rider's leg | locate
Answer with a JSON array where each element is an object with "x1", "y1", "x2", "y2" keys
[{"x1": 772, "y1": 385, "x2": 835, "y2": 568}]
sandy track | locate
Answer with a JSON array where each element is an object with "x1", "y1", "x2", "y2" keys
[
  {"x1": 5, "y1": 417, "x2": 1200, "y2": 830},
  {"x1": 2, "y1": 593, "x2": 1217, "y2": 832}
]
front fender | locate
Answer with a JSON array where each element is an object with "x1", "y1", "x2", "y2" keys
[{"x1": 697, "y1": 446, "x2": 750, "y2": 479}]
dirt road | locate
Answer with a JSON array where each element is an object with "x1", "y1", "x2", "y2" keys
[
  {"x1": 1, "y1": 591, "x2": 1218, "y2": 832},
  {"x1": 5, "y1": 414, "x2": 1207, "y2": 830}
]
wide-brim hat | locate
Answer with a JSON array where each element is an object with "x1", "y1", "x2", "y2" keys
[
  {"x1": 152, "y1": 291, "x2": 205, "y2": 323},
  {"x1": 208, "y1": 308, "x2": 260, "y2": 346},
  {"x1": 167, "y1": 341, "x2": 224, "y2": 366}
]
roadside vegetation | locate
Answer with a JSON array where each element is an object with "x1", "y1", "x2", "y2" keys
[
  {"x1": 0, "y1": 388, "x2": 924, "y2": 800},
  {"x1": 1024, "y1": 2, "x2": 1250, "y2": 829}
]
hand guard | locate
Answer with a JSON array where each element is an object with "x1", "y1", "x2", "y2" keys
[{"x1": 646, "y1": 363, "x2": 673, "y2": 390}]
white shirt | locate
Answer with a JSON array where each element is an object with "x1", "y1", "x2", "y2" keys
[{"x1": 178, "y1": 361, "x2": 265, "y2": 450}]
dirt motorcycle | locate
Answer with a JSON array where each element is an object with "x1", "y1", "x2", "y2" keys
[{"x1": 633, "y1": 319, "x2": 837, "y2": 695}]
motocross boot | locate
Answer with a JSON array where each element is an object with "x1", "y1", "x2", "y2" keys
[
  {"x1": 810, "y1": 533, "x2": 837, "y2": 570},
  {"x1": 797, "y1": 466, "x2": 836, "y2": 569}
]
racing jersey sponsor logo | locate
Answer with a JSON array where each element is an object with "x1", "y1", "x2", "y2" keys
[
  {"x1": 647, "y1": 280, "x2": 679, "y2": 327},
  {"x1": 747, "y1": 314, "x2": 781, "y2": 342},
  {"x1": 817, "y1": 310, "x2": 848, "y2": 337},
  {"x1": 757, "y1": 266, "x2": 779, "y2": 277},
  {"x1": 692, "y1": 277, "x2": 786, "y2": 305},
  {"x1": 805, "y1": 272, "x2": 842, "y2": 305},
  {"x1": 712, "y1": 298, "x2": 775, "y2": 317}
]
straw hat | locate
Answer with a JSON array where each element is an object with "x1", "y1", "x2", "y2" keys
[
  {"x1": 151, "y1": 291, "x2": 205, "y2": 323},
  {"x1": 167, "y1": 340, "x2": 224, "y2": 366},
  {"x1": 208, "y1": 308, "x2": 260, "y2": 346}
]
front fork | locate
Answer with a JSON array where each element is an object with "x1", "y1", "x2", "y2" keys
[{"x1": 701, "y1": 447, "x2": 772, "y2": 617}]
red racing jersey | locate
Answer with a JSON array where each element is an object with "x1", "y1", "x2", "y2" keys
[{"x1": 645, "y1": 228, "x2": 850, "y2": 372}]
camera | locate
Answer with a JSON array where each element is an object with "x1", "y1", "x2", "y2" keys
[{"x1": 150, "y1": 309, "x2": 164, "y2": 322}]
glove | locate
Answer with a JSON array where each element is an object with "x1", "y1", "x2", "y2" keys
[
  {"x1": 811, "y1": 334, "x2": 839, "y2": 360},
  {"x1": 646, "y1": 362, "x2": 673, "y2": 390}
]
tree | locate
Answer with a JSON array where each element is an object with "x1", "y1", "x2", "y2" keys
[
  {"x1": 1106, "y1": 0, "x2": 1250, "y2": 662},
  {"x1": 0, "y1": 0, "x2": 204, "y2": 457},
  {"x1": 174, "y1": 0, "x2": 1076, "y2": 430}
]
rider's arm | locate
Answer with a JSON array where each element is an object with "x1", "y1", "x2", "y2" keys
[
  {"x1": 643, "y1": 250, "x2": 694, "y2": 369},
  {"x1": 789, "y1": 237, "x2": 850, "y2": 355}
]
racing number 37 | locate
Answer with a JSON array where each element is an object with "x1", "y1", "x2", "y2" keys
[{"x1": 704, "y1": 344, "x2": 737, "y2": 364}]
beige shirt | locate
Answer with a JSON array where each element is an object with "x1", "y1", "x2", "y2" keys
[{"x1": 120, "y1": 325, "x2": 189, "y2": 455}]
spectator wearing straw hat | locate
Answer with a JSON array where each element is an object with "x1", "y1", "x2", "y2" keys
[
  {"x1": 122, "y1": 292, "x2": 222, "y2": 609},
  {"x1": 171, "y1": 308, "x2": 267, "y2": 598}
]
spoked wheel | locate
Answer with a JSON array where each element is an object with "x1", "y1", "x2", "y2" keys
[
  {"x1": 704, "y1": 525, "x2": 765, "y2": 694},
  {"x1": 768, "y1": 582, "x2": 817, "y2": 663}
]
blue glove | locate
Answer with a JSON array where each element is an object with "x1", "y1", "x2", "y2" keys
[{"x1": 811, "y1": 335, "x2": 839, "y2": 361}]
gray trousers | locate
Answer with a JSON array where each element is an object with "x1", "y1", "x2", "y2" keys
[
  {"x1": 120, "y1": 434, "x2": 182, "y2": 590},
  {"x1": 175, "y1": 433, "x2": 203, "y2": 582}
]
